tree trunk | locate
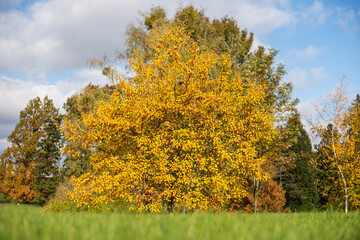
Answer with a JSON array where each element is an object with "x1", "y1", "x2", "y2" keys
[
  {"x1": 331, "y1": 130, "x2": 348, "y2": 214},
  {"x1": 337, "y1": 166, "x2": 348, "y2": 214},
  {"x1": 254, "y1": 176, "x2": 260, "y2": 214},
  {"x1": 58, "y1": 158, "x2": 61, "y2": 175},
  {"x1": 182, "y1": 204, "x2": 188, "y2": 214}
]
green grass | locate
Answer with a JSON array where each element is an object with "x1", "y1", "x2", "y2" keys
[{"x1": 0, "y1": 204, "x2": 359, "y2": 240}]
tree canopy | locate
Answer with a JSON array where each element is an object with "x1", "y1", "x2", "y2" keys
[
  {"x1": 0, "y1": 96, "x2": 62, "y2": 204},
  {"x1": 64, "y1": 15, "x2": 293, "y2": 212}
]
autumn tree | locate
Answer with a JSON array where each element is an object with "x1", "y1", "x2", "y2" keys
[
  {"x1": 85, "y1": 5, "x2": 294, "y2": 213},
  {"x1": 64, "y1": 24, "x2": 281, "y2": 212},
  {"x1": 244, "y1": 179, "x2": 288, "y2": 213},
  {"x1": 345, "y1": 94, "x2": 360, "y2": 209},
  {"x1": 126, "y1": 6, "x2": 293, "y2": 108},
  {"x1": 125, "y1": 5, "x2": 254, "y2": 70},
  {"x1": 0, "y1": 96, "x2": 62, "y2": 204},
  {"x1": 312, "y1": 83, "x2": 360, "y2": 213},
  {"x1": 0, "y1": 148, "x2": 39, "y2": 203},
  {"x1": 61, "y1": 84, "x2": 115, "y2": 177}
]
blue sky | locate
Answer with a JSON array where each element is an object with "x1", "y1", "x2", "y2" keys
[{"x1": 0, "y1": 0, "x2": 359, "y2": 152}]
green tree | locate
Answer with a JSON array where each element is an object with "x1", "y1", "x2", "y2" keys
[
  {"x1": 0, "y1": 96, "x2": 62, "y2": 204},
  {"x1": 61, "y1": 83, "x2": 115, "y2": 177},
  {"x1": 347, "y1": 94, "x2": 360, "y2": 156},
  {"x1": 126, "y1": 6, "x2": 253, "y2": 70},
  {"x1": 282, "y1": 112, "x2": 319, "y2": 211}
]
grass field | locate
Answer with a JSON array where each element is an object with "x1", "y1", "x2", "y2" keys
[{"x1": 0, "y1": 204, "x2": 359, "y2": 240}]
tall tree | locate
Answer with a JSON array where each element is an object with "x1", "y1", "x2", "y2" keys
[
  {"x1": 0, "y1": 96, "x2": 62, "y2": 204},
  {"x1": 66, "y1": 24, "x2": 279, "y2": 212},
  {"x1": 312, "y1": 83, "x2": 360, "y2": 213},
  {"x1": 125, "y1": 6, "x2": 254, "y2": 70},
  {"x1": 88, "y1": 5, "x2": 295, "y2": 213},
  {"x1": 125, "y1": 6, "x2": 293, "y2": 110},
  {"x1": 344, "y1": 94, "x2": 360, "y2": 209},
  {"x1": 282, "y1": 112, "x2": 319, "y2": 211}
]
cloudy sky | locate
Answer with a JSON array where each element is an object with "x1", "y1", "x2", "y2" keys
[{"x1": 1, "y1": 0, "x2": 359, "y2": 152}]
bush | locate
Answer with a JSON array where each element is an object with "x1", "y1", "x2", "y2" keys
[
  {"x1": 0, "y1": 192, "x2": 13, "y2": 203},
  {"x1": 43, "y1": 178, "x2": 77, "y2": 212},
  {"x1": 44, "y1": 178, "x2": 135, "y2": 213},
  {"x1": 244, "y1": 179, "x2": 289, "y2": 213},
  {"x1": 43, "y1": 199, "x2": 78, "y2": 212}
]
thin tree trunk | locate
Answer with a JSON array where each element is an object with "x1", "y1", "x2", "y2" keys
[
  {"x1": 331, "y1": 130, "x2": 348, "y2": 214},
  {"x1": 58, "y1": 158, "x2": 61, "y2": 175},
  {"x1": 182, "y1": 204, "x2": 188, "y2": 214},
  {"x1": 254, "y1": 176, "x2": 260, "y2": 214}
]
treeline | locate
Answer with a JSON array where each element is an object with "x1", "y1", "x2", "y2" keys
[{"x1": 0, "y1": 6, "x2": 359, "y2": 213}]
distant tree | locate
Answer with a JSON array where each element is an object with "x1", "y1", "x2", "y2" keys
[
  {"x1": 0, "y1": 96, "x2": 62, "y2": 204},
  {"x1": 0, "y1": 149, "x2": 39, "y2": 203},
  {"x1": 315, "y1": 125, "x2": 340, "y2": 208},
  {"x1": 345, "y1": 94, "x2": 360, "y2": 209},
  {"x1": 282, "y1": 112, "x2": 319, "y2": 211},
  {"x1": 126, "y1": 5, "x2": 254, "y2": 70},
  {"x1": 61, "y1": 83, "x2": 115, "y2": 177},
  {"x1": 312, "y1": 83, "x2": 360, "y2": 213}
]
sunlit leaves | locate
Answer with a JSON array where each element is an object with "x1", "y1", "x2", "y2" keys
[
  {"x1": 67, "y1": 25, "x2": 277, "y2": 212},
  {"x1": 314, "y1": 84, "x2": 360, "y2": 212}
]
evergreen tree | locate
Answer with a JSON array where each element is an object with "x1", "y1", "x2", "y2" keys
[
  {"x1": 282, "y1": 112, "x2": 319, "y2": 211},
  {"x1": 347, "y1": 94, "x2": 360, "y2": 156}
]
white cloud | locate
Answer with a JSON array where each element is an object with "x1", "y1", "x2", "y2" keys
[
  {"x1": 0, "y1": 138, "x2": 10, "y2": 153},
  {"x1": 298, "y1": 98, "x2": 318, "y2": 122},
  {"x1": 286, "y1": 67, "x2": 328, "y2": 89},
  {"x1": 301, "y1": 0, "x2": 330, "y2": 26},
  {"x1": 336, "y1": 7, "x2": 358, "y2": 38},
  {"x1": 250, "y1": 36, "x2": 272, "y2": 52},
  {"x1": 0, "y1": 68, "x2": 107, "y2": 114},
  {"x1": 230, "y1": 0, "x2": 295, "y2": 36},
  {"x1": 297, "y1": 98, "x2": 319, "y2": 144},
  {"x1": 0, "y1": 0, "x2": 180, "y2": 73},
  {"x1": 0, "y1": 69, "x2": 108, "y2": 151},
  {"x1": 296, "y1": 45, "x2": 320, "y2": 61},
  {"x1": 0, "y1": 0, "x2": 297, "y2": 74},
  {"x1": 297, "y1": 82, "x2": 357, "y2": 145}
]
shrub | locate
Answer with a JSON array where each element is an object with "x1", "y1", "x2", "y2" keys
[
  {"x1": 244, "y1": 179, "x2": 289, "y2": 213},
  {"x1": 43, "y1": 178, "x2": 77, "y2": 212}
]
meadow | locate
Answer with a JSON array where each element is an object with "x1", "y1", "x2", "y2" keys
[{"x1": 0, "y1": 204, "x2": 359, "y2": 240}]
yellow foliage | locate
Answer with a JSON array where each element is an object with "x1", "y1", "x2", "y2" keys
[
  {"x1": 314, "y1": 84, "x2": 360, "y2": 212},
  {"x1": 66, "y1": 25, "x2": 277, "y2": 212}
]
